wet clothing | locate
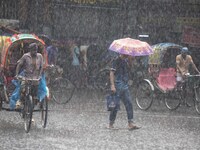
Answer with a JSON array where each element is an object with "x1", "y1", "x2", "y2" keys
[
  {"x1": 110, "y1": 57, "x2": 129, "y2": 90},
  {"x1": 10, "y1": 52, "x2": 47, "y2": 110},
  {"x1": 176, "y1": 54, "x2": 194, "y2": 75},
  {"x1": 109, "y1": 56, "x2": 134, "y2": 123},
  {"x1": 109, "y1": 89, "x2": 133, "y2": 123},
  {"x1": 9, "y1": 73, "x2": 47, "y2": 110},
  {"x1": 17, "y1": 52, "x2": 43, "y2": 79},
  {"x1": 72, "y1": 46, "x2": 80, "y2": 66}
]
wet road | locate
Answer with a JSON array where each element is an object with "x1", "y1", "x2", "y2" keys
[{"x1": 0, "y1": 89, "x2": 200, "y2": 150}]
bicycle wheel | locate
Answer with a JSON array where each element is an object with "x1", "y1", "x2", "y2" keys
[
  {"x1": 24, "y1": 95, "x2": 33, "y2": 133},
  {"x1": 165, "y1": 90, "x2": 181, "y2": 110},
  {"x1": 95, "y1": 69, "x2": 110, "y2": 93},
  {"x1": 135, "y1": 80, "x2": 153, "y2": 110},
  {"x1": 195, "y1": 100, "x2": 200, "y2": 115},
  {"x1": 41, "y1": 97, "x2": 48, "y2": 128},
  {"x1": 0, "y1": 86, "x2": 8, "y2": 110},
  {"x1": 194, "y1": 86, "x2": 200, "y2": 114},
  {"x1": 194, "y1": 85, "x2": 200, "y2": 102},
  {"x1": 179, "y1": 83, "x2": 195, "y2": 107},
  {"x1": 0, "y1": 89, "x2": 3, "y2": 110},
  {"x1": 0, "y1": 97, "x2": 2, "y2": 110},
  {"x1": 51, "y1": 77, "x2": 75, "y2": 104}
]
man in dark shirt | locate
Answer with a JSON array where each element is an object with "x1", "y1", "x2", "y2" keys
[
  {"x1": 109, "y1": 54, "x2": 140, "y2": 130},
  {"x1": 46, "y1": 41, "x2": 58, "y2": 65}
]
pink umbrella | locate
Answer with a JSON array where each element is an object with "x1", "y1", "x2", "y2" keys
[{"x1": 109, "y1": 38, "x2": 153, "y2": 56}]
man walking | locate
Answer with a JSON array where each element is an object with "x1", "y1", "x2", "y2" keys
[{"x1": 109, "y1": 54, "x2": 140, "y2": 130}]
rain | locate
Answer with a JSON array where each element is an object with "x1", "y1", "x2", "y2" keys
[{"x1": 0, "y1": 0, "x2": 200, "y2": 149}]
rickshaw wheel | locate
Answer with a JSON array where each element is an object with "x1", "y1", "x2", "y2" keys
[
  {"x1": 164, "y1": 90, "x2": 181, "y2": 110},
  {"x1": 136, "y1": 80, "x2": 153, "y2": 110},
  {"x1": 195, "y1": 100, "x2": 200, "y2": 115},
  {"x1": 0, "y1": 87, "x2": 6, "y2": 110},
  {"x1": 194, "y1": 86, "x2": 200, "y2": 102},
  {"x1": 0, "y1": 90, "x2": 3, "y2": 111},
  {"x1": 0, "y1": 98, "x2": 2, "y2": 110},
  {"x1": 41, "y1": 97, "x2": 48, "y2": 128},
  {"x1": 195, "y1": 86, "x2": 200, "y2": 114}
]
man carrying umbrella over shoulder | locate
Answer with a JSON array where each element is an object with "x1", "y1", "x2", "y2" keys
[
  {"x1": 109, "y1": 53, "x2": 140, "y2": 130},
  {"x1": 108, "y1": 38, "x2": 153, "y2": 130}
]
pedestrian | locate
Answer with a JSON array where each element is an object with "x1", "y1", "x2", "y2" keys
[
  {"x1": 80, "y1": 45, "x2": 89, "y2": 71},
  {"x1": 70, "y1": 39, "x2": 82, "y2": 87},
  {"x1": 46, "y1": 40, "x2": 58, "y2": 65},
  {"x1": 109, "y1": 53, "x2": 141, "y2": 130}
]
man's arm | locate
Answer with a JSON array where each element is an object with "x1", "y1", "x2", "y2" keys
[
  {"x1": 110, "y1": 70, "x2": 116, "y2": 93},
  {"x1": 190, "y1": 56, "x2": 200, "y2": 74},
  {"x1": 15, "y1": 56, "x2": 25, "y2": 76},
  {"x1": 38, "y1": 55, "x2": 44, "y2": 77},
  {"x1": 176, "y1": 56, "x2": 182, "y2": 75},
  {"x1": 15, "y1": 62, "x2": 23, "y2": 76}
]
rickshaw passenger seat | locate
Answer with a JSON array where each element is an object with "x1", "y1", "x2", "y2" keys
[{"x1": 156, "y1": 68, "x2": 177, "y2": 92}]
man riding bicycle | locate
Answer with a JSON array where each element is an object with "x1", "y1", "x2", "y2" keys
[
  {"x1": 176, "y1": 47, "x2": 200, "y2": 83},
  {"x1": 10, "y1": 43, "x2": 47, "y2": 110}
]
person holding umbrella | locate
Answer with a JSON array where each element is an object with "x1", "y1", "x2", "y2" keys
[
  {"x1": 108, "y1": 38, "x2": 153, "y2": 130},
  {"x1": 109, "y1": 54, "x2": 140, "y2": 130}
]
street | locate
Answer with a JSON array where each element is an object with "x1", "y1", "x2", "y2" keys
[{"x1": 0, "y1": 89, "x2": 200, "y2": 150}]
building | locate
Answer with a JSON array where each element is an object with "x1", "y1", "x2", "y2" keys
[{"x1": 1, "y1": 0, "x2": 200, "y2": 49}]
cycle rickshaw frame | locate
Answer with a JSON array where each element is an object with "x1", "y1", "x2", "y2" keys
[
  {"x1": 135, "y1": 43, "x2": 200, "y2": 113},
  {"x1": 135, "y1": 43, "x2": 182, "y2": 110},
  {"x1": 0, "y1": 33, "x2": 49, "y2": 132}
]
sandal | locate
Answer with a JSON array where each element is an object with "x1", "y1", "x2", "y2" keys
[{"x1": 128, "y1": 124, "x2": 141, "y2": 130}]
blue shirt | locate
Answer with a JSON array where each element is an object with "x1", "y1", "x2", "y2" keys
[
  {"x1": 111, "y1": 57, "x2": 129, "y2": 90},
  {"x1": 72, "y1": 46, "x2": 80, "y2": 66},
  {"x1": 46, "y1": 45, "x2": 58, "y2": 65}
]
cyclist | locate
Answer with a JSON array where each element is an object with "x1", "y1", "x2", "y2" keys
[
  {"x1": 176, "y1": 47, "x2": 200, "y2": 83},
  {"x1": 10, "y1": 43, "x2": 47, "y2": 110}
]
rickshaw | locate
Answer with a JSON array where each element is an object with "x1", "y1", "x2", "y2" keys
[
  {"x1": 0, "y1": 33, "x2": 49, "y2": 132},
  {"x1": 135, "y1": 43, "x2": 200, "y2": 113}
]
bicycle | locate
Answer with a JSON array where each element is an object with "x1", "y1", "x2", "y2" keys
[
  {"x1": 16, "y1": 76, "x2": 48, "y2": 132},
  {"x1": 46, "y1": 65, "x2": 75, "y2": 104},
  {"x1": 64, "y1": 65, "x2": 111, "y2": 101},
  {"x1": 165, "y1": 74, "x2": 200, "y2": 113},
  {"x1": 189, "y1": 75, "x2": 200, "y2": 114},
  {"x1": 16, "y1": 76, "x2": 35, "y2": 133}
]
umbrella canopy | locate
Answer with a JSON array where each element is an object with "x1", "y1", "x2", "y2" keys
[
  {"x1": 109, "y1": 38, "x2": 153, "y2": 56},
  {"x1": 149, "y1": 43, "x2": 182, "y2": 65}
]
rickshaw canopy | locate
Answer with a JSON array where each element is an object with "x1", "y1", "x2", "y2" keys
[
  {"x1": 149, "y1": 43, "x2": 182, "y2": 65},
  {"x1": 1, "y1": 33, "x2": 48, "y2": 69},
  {"x1": 0, "y1": 35, "x2": 10, "y2": 55}
]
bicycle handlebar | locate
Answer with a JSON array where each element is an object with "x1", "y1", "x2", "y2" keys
[
  {"x1": 16, "y1": 76, "x2": 41, "y2": 82},
  {"x1": 186, "y1": 74, "x2": 200, "y2": 77}
]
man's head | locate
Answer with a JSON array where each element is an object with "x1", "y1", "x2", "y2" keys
[
  {"x1": 181, "y1": 47, "x2": 188, "y2": 58},
  {"x1": 29, "y1": 43, "x2": 38, "y2": 57}
]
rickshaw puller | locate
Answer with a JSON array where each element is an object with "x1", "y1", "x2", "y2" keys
[
  {"x1": 176, "y1": 47, "x2": 200, "y2": 83},
  {"x1": 14, "y1": 43, "x2": 45, "y2": 109}
]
